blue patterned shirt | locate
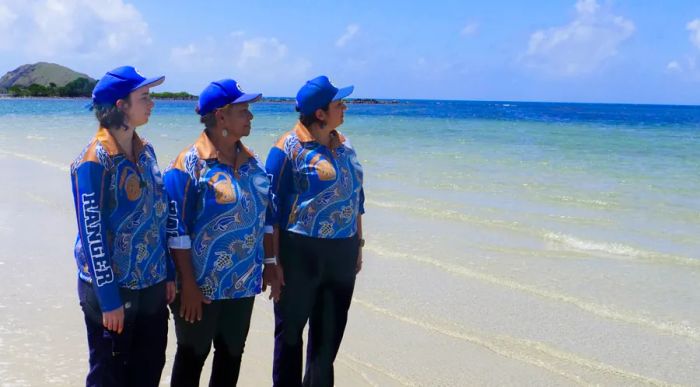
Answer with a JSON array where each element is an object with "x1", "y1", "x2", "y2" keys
[
  {"x1": 265, "y1": 121, "x2": 364, "y2": 238},
  {"x1": 71, "y1": 128, "x2": 173, "y2": 312},
  {"x1": 164, "y1": 132, "x2": 271, "y2": 300}
]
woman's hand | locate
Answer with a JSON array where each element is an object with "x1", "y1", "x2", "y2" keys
[
  {"x1": 263, "y1": 264, "x2": 285, "y2": 302},
  {"x1": 102, "y1": 306, "x2": 125, "y2": 334},
  {"x1": 179, "y1": 280, "x2": 211, "y2": 323},
  {"x1": 165, "y1": 281, "x2": 176, "y2": 304},
  {"x1": 356, "y1": 248, "x2": 363, "y2": 274}
]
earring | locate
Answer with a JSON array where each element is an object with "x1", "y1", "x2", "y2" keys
[{"x1": 222, "y1": 129, "x2": 229, "y2": 137}]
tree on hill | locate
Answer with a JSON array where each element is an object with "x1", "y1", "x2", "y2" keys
[
  {"x1": 60, "y1": 77, "x2": 96, "y2": 97},
  {"x1": 150, "y1": 91, "x2": 197, "y2": 100},
  {"x1": 7, "y1": 77, "x2": 97, "y2": 97}
]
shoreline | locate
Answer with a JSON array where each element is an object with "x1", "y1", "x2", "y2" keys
[
  {"x1": 1, "y1": 96, "x2": 699, "y2": 386},
  {"x1": 0, "y1": 155, "x2": 374, "y2": 386},
  {"x1": 0, "y1": 95, "x2": 402, "y2": 104},
  {"x1": 1, "y1": 152, "x2": 698, "y2": 386},
  {"x1": 2, "y1": 94, "x2": 700, "y2": 108}
]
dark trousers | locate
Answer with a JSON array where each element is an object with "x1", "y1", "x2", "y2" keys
[
  {"x1": 170, "y1": 296, "x2": 255, "y2": 387},
  {"x1": 78, "y1": 279, "x2": 168, "y2": 387},
  {"x1": 273, "y1": 232, "x2": 359, "y2": 387}
]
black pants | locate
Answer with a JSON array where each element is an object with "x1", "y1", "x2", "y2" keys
[
  {"x1": 170, "y1": 296, "x2": 255, "y2": 387},
  {"x1": 78, "y1": 279, "x2": 168, "y2": 387},
  {"x1": 273, "y1": 232, "x2": 359, "y2": 387}
]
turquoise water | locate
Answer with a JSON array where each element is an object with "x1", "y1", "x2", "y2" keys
[
  {"x1": 2, "y1": 98, "x2": 700, "y2": 384},
  {"x1": 1, "y1": 98, "x2": 698, "y2": 261}
]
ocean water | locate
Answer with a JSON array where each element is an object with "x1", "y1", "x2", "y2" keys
[
  {"x1": 2, "y1": 98, "x2": 698, "y2": 260},
  {"x1": 1, "y1": 98, "x2": 699, "y2": 385}
]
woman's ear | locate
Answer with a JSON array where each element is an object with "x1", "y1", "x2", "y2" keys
[
  {"x1": 215, "y1": 108, "x2": 226, "y2": 124},
  {"x1": 315, "y1": 108, "x2": 326, "y2": 122},
  {"x1": 115, "y1": 99, "x2": 126, "y2": 111}
]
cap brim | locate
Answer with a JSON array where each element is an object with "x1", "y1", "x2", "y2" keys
[
  {"x1": 233, "y1": 93, "x2": 263, "y2": 104},
  {"x1": 133, "y1": 75, "x2": 165, "y2": 91},
  {"x1": 333, "y1": 85, "x2": 354, "y2": 101}
]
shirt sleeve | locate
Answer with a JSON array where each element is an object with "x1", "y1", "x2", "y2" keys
[
  {"x1": 265, "y1": 146, "x2": 291, "y2": 229},
  {"x1": 358, "y1": 187, "x2": 365, "y2": 215},
  {"x1": 72, "y1": 162, "x2": 122, "y2": 312},
  {"x1": 161, "y1": 191, "x2": 177, "y2": 282},
  {"x1": 147, "y1": 144, "x2": 177, "y2": 281},
  {"x1": 263, "y1": 183, "x2": 276, "y2": 234},
  {"x1": 257, "y1": 159, "x2": 277, "y2": 234},
  {"x1": 164, "y1": 168, "x2": 196, "y2": 250}
]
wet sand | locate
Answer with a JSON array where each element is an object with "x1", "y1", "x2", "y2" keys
[{"x1": 1, "y1": 153, "x2": 699, "y2": 386}]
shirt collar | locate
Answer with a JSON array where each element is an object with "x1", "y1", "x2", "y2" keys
[
  {"x1": 95, "y1": 127, "x2": 146, "y2": 160},
  {"x1": 293, "y1": 121, "x2": 346, "y2": 145},
  {"x1": 193, "y1": 131, "x2": 254, "y2": 164}
]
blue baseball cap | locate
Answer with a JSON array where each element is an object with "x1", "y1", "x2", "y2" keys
[
  {"x1": 197, "y1": 79, "x2": 262, "y2": 116},
  {"x1": 296, "y1": 75, "x2": 353, "y2": 116},
  {"x1": 92, "y1": 66, "x2": 164, "y2": 106}
]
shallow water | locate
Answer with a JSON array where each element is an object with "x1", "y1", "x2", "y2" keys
[{"x1": 1, "y1": 98, "x2": 699, "y2": 385}]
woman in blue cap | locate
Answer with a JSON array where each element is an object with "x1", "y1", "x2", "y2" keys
[
  {"x1": 163, "y1": 79, "x2": 276, "y2": 386},
  {"x1": 70, "y1": 66, "x2": 175, "y2": 386},
  {"x1": 265, "y1": 75, "x2": 365, "y2": 387}
]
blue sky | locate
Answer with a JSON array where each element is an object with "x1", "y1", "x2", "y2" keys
[{"x1": 1, "y1": 0, "x2": 700, "y2": 104}]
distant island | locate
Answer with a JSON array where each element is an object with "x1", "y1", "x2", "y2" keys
[
  {"x1": 0, "y1": 63, "x2": 400, "y2": 104},
  {"x1": 6, "y1": 78, "x2": 96, "y2": 97},
  {"x1": 149, "y1": 95, "x2": 399, "y2": 104},
  {"x1": 0, "y1": 62, "x2": 96, "y2": 97},
  {"x1": 260, "y1": 97, "x2": 400, "y2": 105},
  {"x1": 151, "y1": 91, "x2": 197, "y2": 100}
]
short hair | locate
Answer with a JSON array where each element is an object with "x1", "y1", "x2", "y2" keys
[
  {"x1": 199, "y1": 111, "x2": 217, "y2": 129},
  {"x1": 298, "y1": 103, "x2": 329, "y2": 128},
  {"x1": 197, "y1": 103, "x2": 234, "y2": 129},
  {"x1": 94, "y1": 97, "x2": 130, "y2": 130}
]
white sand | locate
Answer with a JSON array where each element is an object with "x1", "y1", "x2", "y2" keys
[{"x1": 1, "y1": 154, "x2": 699, "y2": 386}]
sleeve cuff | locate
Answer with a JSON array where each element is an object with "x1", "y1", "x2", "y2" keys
[
  {"x1": 168, "y1": 235, "x2": 192, "y2": 249},
  {"x1": 95, "y1": 283, "x2": 122, "y2": 312}
]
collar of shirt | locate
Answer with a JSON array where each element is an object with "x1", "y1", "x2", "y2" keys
[
  {"x1": 293, "y1": 121, "x2": 347, "y2": 148},
  {"x1": 192, "y1": 131, "x2": 255, "y2": 167},
  {"x1": 95, "y1": 127, "x2": 147, "y2": 162}
]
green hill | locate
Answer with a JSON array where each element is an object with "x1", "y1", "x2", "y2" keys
[{"x1": 0, "y1": 62, "x2": 95, "y2": 93}]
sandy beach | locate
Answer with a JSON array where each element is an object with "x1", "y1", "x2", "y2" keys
[
  {"x1": 4, "y1": 0, "x2": 700, "y2": 383},
  {"x1": 0, "y1": 154, "x2": 378, "y2": 386},
  {"x1": 2, "y1": 151, "x2": 699, "y2": 386},
  {"x1": 1, "y1": 97, "x2": 700, "y2": 386}
]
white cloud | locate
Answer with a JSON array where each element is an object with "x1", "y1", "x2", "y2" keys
[
  {"x1": 666, "y1": 19, "x2": 700, "y2": 78},
  {"x1": 236, "y1": 37, "x2": 311, "y2": 80},
  {"x1": 687, "y1": 19, "x2": 700, "y2": 50},
  {"x1": 170, "y1": 43, "x2": 201, "y2": 68},
  {"x1": 460, "y1": 22, "x2": 479, "y2": 37},
  {"x1": 575, "y1": 0, "x2": 599, "y2": 15},
  {"x1": 0, "y1": 0, "x2": 151, "y2": 60},
  {"x1": 665, "y1": 56, "x2": 700, "y2": 77},
  {"x1": 666, "y1": 61, "x2": 681, "y2": 72},
  {"x1": 168, "y1": 34, "x2": 312, "y2": 93},
  {"x1": 522, "y1": 0, "x2": 635, "y2": 76},
  {"x1": 238, "y1": 38, "x2": 289, "y2": 68},
  {"x1": 172, "y1": 44, "x2": 198, "y2": 58},
  {"x1": 336, "y1": 24, "x2": 359, "y2": 48},
  {"x1": 0, "y1": 4, "x2": 18, "y2": 26},
  {"x1": 0, "y1": 4, "x2": 19, "y2": 49}
]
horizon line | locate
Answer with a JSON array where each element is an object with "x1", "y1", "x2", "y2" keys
[{"x1": 2, "y1": 93, "x2": 700, "y2": 108}]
